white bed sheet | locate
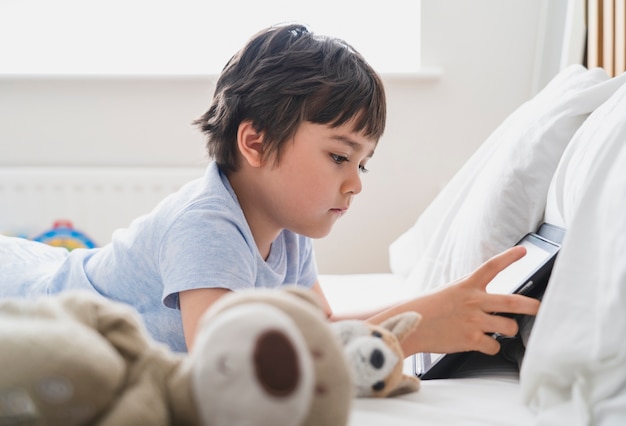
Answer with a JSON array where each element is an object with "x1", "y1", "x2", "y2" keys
[
  {"x1": 350, "y1": 374, "x2": 532, "y2": 426},
  {"x1": 320, "y1": 273, "x2": 535, "y2": 425},
  {"x1": 319, "y1": 273, "x2": 416, "y2": 316}
]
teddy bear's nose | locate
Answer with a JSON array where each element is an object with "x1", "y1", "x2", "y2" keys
[
  {"x1": 254, "y1": 329, "x2": 300, "y2": 397},
  {"x1": 370, "y1": 348, "x2": 384, "y2": 369}
]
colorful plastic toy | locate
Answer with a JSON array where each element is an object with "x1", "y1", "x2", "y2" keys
[{"x1": 32, "y1": 220, "x2": 97, "y2": 250}]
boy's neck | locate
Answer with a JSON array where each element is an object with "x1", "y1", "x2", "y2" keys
[{"x1": 226, "y1": 169, "x2": 279, "y2": 261}]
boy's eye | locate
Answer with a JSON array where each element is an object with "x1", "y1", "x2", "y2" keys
[
  {"x1": 331, "y1": 154, "x2": 369, "y2": 173},
  {"x1": 330, "y1": 154, "x2": 348, "y2": 165}
]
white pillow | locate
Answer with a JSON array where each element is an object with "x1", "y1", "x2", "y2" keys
[
  {"x1": 389, "y1": 65, "x2": 626, "y2": 294},
  {"x1": 520, "y1": 80, "x2": 626, "y2": 425},
  {"x1": 544, "y1": 72, "x2": 626, "y2": 228}
]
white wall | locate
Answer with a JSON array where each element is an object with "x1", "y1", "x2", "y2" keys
[{"x1": 0, "y1": 0, "x2": 574, "y2": 274}]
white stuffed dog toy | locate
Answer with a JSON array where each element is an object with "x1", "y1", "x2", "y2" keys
[{"x1": 332, "y1": 312, "x2": 422, "y2": 398}]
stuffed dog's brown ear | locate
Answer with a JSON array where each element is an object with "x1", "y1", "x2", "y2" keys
[
  {"x1": 379, "y1": 311, "x2": 421, "y2": 342},
  {"x1": 378, "y1": 312, "x2": 422, "y2": 397}
]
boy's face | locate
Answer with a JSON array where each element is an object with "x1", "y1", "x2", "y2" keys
[{"x1": 260, "y1": 118, "x2": 376, "y2": 239}]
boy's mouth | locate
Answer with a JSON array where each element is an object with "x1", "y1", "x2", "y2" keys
[{"x1": 330, "y1": 207, "x2": 347, "y2": 216}]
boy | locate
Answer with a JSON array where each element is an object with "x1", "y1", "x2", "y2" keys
[{"x1": 0, "y1": 23, "x2": 538, "y2": 356}]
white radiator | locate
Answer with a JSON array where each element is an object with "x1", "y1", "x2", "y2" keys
[{"x1": 0, "y1": 167, "x2": 205, "y2": 246}]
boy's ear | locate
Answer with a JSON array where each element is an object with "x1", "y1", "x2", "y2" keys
[{"x1": 237, "y1": 120, "x2": 265, "y2": 167}]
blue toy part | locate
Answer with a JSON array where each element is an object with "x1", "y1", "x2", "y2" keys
[{"x1": 33, "y1": 220, "x2": 97, "y2": 250}]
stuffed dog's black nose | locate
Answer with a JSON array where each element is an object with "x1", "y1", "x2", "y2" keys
[{"x1": 370, "y1": 348, "x2": 384, "y2": 369}]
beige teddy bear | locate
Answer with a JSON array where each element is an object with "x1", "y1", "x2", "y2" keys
[{"x1": 0, "y1": 287, "x2": 353, "y2": 426}]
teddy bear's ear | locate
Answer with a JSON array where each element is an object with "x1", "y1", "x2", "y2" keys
[
  {"x1": 387, "y1": 374, "x2": 421, "y2": 398},
  {"x1": 282, "y1": 287, "x2": 326, "y2": 313},
  {"x1": 379, "y1": 312, "x2": 421, "y2": 343}
]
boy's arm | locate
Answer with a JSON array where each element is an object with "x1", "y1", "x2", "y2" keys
[
  {"x1": 320, "y1": 247, "x2": 540, "y2": 357},
  {"x1": 179, "y1": 287, "x2": 232, "y2": 351},
  {"x1": 180, "y1": 282, "x2": 331, "y2": 351},
  {"x1": 180, "y1": 247, "x2": 539, "y2": 356},
  {"x1": 309, "y1": 281, "x2": 336, "y2": 319}
]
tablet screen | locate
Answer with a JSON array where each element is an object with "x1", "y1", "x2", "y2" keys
[{"x1": 486, "y1": 237, "x2": 554, "y2": 294}]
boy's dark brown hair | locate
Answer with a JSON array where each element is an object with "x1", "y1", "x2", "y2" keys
[{"x1": 194, "y1": 23, "x2": 386, "y2": 172}]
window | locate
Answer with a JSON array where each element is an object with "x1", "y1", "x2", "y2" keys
[{"x1": 0, "y1": 0, "x2": 421, "y2": 75}]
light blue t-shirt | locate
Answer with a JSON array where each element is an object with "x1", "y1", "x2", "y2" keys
[{"x1": 0, "y1": 162, "x2": 318, "y2": 352}]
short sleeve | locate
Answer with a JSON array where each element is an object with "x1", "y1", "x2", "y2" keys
[{"x1": 159, "y1": 203, "x2": 257, "y2": 309}]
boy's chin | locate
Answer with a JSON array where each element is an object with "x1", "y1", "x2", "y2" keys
[{"x1": 299, "y1": 227, "x2": 333, "y2": 240}]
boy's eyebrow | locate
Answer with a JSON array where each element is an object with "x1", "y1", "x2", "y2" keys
[{"x1": 332, "y1": 135, "x2": 376, "y2": 158}]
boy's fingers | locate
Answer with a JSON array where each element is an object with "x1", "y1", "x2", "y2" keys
[
  {"x1": 470, "y1": 246, "x2": 527, "y2": 290},
  {"x1": 483, "y1": 310, "x2": 521, "y2": 336},
  {"x1": 482, "y1": 293, "x2": 541, "y2": 316},
  {"x1": 476, "y1": 333, "x2": 502, "y2": 355}
]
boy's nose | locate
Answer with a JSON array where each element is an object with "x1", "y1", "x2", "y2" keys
[{"x1": 342, "y1": 170, "x2": 362, "y2": 195}]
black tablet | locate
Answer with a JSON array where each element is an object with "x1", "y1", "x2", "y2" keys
[{"x1": 414, "y1": 227, "x2": 562, "y2": 380}]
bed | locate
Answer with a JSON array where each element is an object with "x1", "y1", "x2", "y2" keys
[
  {"x1": 316, "y1": 64, "x2": 626, "y2": 425},
  {"x1": 2, "y1": 67, "x2": 626, "y2": 426}
]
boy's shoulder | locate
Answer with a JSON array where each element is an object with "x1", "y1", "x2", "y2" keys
[{"x1": 161, "y1": 162, "x2": 239, "y2": 213}]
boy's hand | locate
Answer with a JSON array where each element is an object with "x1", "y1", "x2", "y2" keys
[
  {"x1": 392, "y1": 246, "x2": 541, "y2": 356},
  {"x1": 419, "y1": 245, "x2": 539, "y2": 355}
]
